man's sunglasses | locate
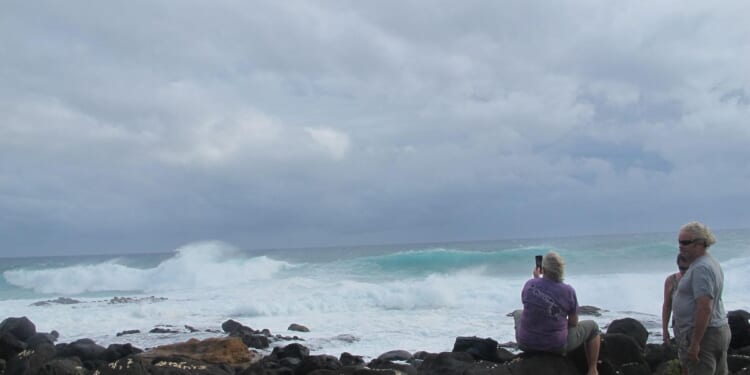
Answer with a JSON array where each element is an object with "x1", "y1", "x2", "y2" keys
[{"x1": 678, "y1": 239, "x2": 703, "y2": 246}]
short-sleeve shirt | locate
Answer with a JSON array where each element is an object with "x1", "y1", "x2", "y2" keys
[
  {"x1": 517, "y1": 277, "x2": 578, "y2": 351},
  {"x1": 672, "y1": 254, "x2": 727, "y2": 337}
]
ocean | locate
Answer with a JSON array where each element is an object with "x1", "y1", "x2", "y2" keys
[{"x1": 1, "y1": 229, "x2": 749, "y2": 360}]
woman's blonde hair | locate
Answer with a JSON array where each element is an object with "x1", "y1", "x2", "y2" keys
[{"x1": 542, "y1": 251, "x2": 565, "y2": 282}]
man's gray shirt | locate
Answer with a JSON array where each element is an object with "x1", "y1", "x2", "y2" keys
[{"x1": 673, "y1": 253, "x2": 728, "y2": 337}]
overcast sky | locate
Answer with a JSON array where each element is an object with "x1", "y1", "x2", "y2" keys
[{"x1": 1, "y1": 1, "x2": 749, "y2": 257}]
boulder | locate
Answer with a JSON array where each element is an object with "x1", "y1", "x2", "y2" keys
[
  {"x1": 606, "y1": 318, "x2": 649, "y2": 350},
  {"x1": 368, "y1": 358, "x2": 417, "y2": 375},
  {"x1": 339, "y1": 352, "x2": 365, "y2": 368},
  {"x1": 221, "y1": 320, "x2": 269, "y2": 349},
  {"x1": 376, "y1": 350, "x2": 412, "y2": 362},
  {"x1": 0, "y1": 331, "x2": 27, "y2": 360},
  {"x1": 238, "y1": 334, "x2": 269, "y2": 350},
  {"x1": 221, "y1": 320, "x2": 254, "y2": 335},
  {"x1": 507, "y1": 352, "x2": 582, "y2": 375},
  {"x1": 4, "y1": 341, "x2": 57, "y2": 375},
  {"x1": 26, "y1": 332, "x2": 58, "y2": 349},
  {"x1": 30, "y1": 297, "x2": 81, "y2": 306},
  {"x1": 100, "y1": 355, "x2": 233, "y2": 375},
  {"x1": 0, "y1": 317, "x2": 37, "y2": 341},
  {"x1": 55, "y1": 338, "x2": 106, "y2": 362},
  {"x1": 117, "y1": 330, "x2": 141, "y2": 337},
  {"x1": 579, "y1": 305, "x2": 603, "y2": 317},
  {"x1": 102, "y1": 343, "x2": 143, "y2": 362},
  {"x1": 599, "y1": 333, "x2": 649, "y2": 374},
  {"x1": 271, "y1": 343, "x2": 310, "y2": 361},
  {"x1": 287, "y1": 324, "x2": 310, "y2": 333},
  {"x1": 652, "y1": 359, "x2": 683, "y2": 375},
  {"x1": 416, "y1": 351, "x2": 507, "y2": 375},
  {"x1": 37, "y1": 357, "x2": 85, "y2": 375},
  {"x1": 139, "y1": 337, "x2": 254, "y2": 366},
  {"x1": 295, "y1": 354, "x2": 341, "y2": 374},
  {"x1": 644, "y1": 343, "x2": 678, "y2": 372},
  {"x1": 728, "y1": 354, "x2": 750, "y2": 374},
  {"x1": 728, "y1": 309, "x2": 750, "y2": 350},
  {"x1": 150, "y1": 327, "x2": 180, "y2": 334},
  {"x1": 452, "y1": 336, "x2": 513, "y2": 363}
]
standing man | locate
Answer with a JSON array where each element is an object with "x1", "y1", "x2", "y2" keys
[{"x1": 673, "y1": 221, "x2": 731, "y2": 375}]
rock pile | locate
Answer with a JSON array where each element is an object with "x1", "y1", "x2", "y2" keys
[{"x1": 2, "y1": 310, "x2": 750, "y2": 374}]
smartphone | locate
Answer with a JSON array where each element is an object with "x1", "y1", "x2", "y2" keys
[{"x1": 535, "y1": 255, "x2": 543, "y2": 270}]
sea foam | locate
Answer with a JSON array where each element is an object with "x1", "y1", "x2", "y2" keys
[{"x1": 3, "y1": 241, "x2": 291, "y2": 294}]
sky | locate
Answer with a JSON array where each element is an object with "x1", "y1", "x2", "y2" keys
[{"x1": 1, "y1": 1, "x2": 749, "y2": 257}]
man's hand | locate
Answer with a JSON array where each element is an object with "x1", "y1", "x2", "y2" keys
[
  {"x1": 532, "y1": 267, "x2": 541, "y2": 278},
  {"x1": 688, "y1": 342, "x2": 700, "y2": 363}
]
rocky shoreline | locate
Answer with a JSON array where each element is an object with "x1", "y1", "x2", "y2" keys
[{"x1": 1, "y1": 310, "x2": 749, "y2": 375}]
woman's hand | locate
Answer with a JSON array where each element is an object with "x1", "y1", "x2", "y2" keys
[{"x1": 533, "y1": 267, "x2": 542, "y2": 278}]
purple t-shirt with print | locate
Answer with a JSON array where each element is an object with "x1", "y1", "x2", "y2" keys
[{"x1": 517, "y1": 277, "x2": 578, "y2": 352}]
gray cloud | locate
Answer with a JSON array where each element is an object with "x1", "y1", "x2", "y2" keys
[{"x1": 1, "y1": 1, "x2": 749, "y2": 257}]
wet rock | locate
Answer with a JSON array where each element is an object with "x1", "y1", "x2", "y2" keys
[
  {"x1": 578, "y1": 305, "x2": 603, "y2": 317},
  {"x1": 728, "y1": 354, "x2": 750, "y2": 374},
  {"x1": 5, "y1": 341, "x2": 57, "y2": 375},
  {"x1": 221, "y1": 320, "x2": 253, "y2": 335},
  {"x1": 116, "y1": 330, "x2": 141, "y2": 337},
  {"x1": 368, "y1": 358, "x2": 417, "y2": 375},
  {"x1": 37, "y1": 357, "x2": 85, "y2": 375},
  {"x1": 26, "y1": 332, "x2": 58, "y2": 349},
  {"x1": 139, "y1": 337, "x2": 254, "y2": 366},
  {"x1": 0, "y1": 316, "x2": 37, "y2": 341},
  {"x1": 102, "y1": 343, "x2": 143, "y2": 362},
  {"x1": 417, "y1": 351, "x2": 506, "y2": 375},
  {"x1": 296, "y1": 354, "x2": 341, "y2": 374},
  {"x1": 599, "y1": 333, "x2": 649, "y2": 374},
  {"x1": 287, "y1": 324, "x2": 309, "y2": 333},
  {"x1": 508, "y1": 352, "x2": 580, "y2": 375},
  {"x1": 452, "y1": 336, "x2": 513, "y2": 363},
  {"x1": 150, "y1": 327, "x2": 180, "y2": 334},
  {"x1": 339, "y1": 352, "x2": 365, "y2": 367},
  {"x1": 0, "y1": 331, "x2": 28, "y2": 360},
  {"x1": 100, "y1": 355, "x2": 233, "y2": 375},
  {"x1": 333, "y1": 334, "x2": 359, "y2": 343},
  {"x1": 30, "y1": 297, "x2": 82, "y2": 306},
  {"x1": 606, "y1": 317, "x2": 649, "y2": 350},
  {"x1": 55, "y1": 338, "x2": 106, "y2": 362},
  {"x1": 644, "y1": 342, "x2": 677, "y2": 372},
  {"x1": 221, "y1": 320, "x2": 269, "y2": 349},
  {"x1": 109, "y1": 296, "x2": 167, "y2": 304},
  {"x1": 270, "y1": 343, "x2": 309, "y2": 360},
  {"x1": 377, "y1": 350, "x2": 412, "y2": 362},
  {"x1": 729, "y1": 309, "x2": 750, "y2": 350}
]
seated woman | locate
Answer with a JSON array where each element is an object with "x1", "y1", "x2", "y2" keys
[{"x1": 512, "y1": 251, "x2": 601, "y2": 375}]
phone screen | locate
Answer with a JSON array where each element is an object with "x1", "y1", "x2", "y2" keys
[{"x1": 535, "y1": 255, "x2": 543, "y2": 269}]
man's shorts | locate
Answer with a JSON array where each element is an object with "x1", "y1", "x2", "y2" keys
[{"x1": 677, "y1": 324, "x2": 731, "y2": 375}]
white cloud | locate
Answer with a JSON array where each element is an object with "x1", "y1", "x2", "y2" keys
[
  {"x1": 155, "y1": 109, "x2": 284, "y2": 166},
  {"x1": 305, "y1": 127, "x2": 351, "y2": 161}
]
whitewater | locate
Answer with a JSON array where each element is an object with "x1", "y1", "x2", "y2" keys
[{"x1": 1, "y1": 230, "x2": 749, "y2": 360}]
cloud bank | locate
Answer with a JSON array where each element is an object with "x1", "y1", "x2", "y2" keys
[{"x1": 1, "y1": 1, "x2": 749, "y2": 256}]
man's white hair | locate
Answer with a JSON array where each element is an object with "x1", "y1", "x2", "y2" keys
[{"x1": 680, "y1": 221, "x2": 717, "y2": 248}]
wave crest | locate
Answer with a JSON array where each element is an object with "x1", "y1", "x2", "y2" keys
[{"x1": 3, "y1": 241, "x2": 291, "y2": 295}]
